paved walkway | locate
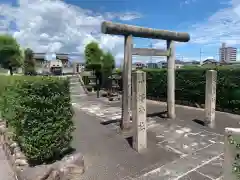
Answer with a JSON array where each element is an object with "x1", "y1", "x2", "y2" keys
[
  {"x1": 0, "y1": 147, "x2": 15, "y2": 180},
  {"x1": 146, "y1": 100, "x2": 240, "y2": 134},
  {"x1": 70, "y1": 77, "x2": 227, "y2": 180},
  {"x1": 95, "y1": 96, "x2": 240, "y2": 134},
  {"x1": 72, "y1": 108, "x2": 179, "y2": 180},
  {"x1": 71, "y1": 96, "x2": 224, "y2": 180}
]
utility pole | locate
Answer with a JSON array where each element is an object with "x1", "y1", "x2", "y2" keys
[
  {"x1": 149, "y1": 42, "x2": 153, "y2": 64},
  {"x1": 200, "y1": 48, "x2": 203, "y2": 65}
]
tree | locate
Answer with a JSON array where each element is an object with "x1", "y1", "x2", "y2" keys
[
  {"x1": 24, "y1": 48, "x2": 36, "y2": 75},
  {"x1": 84, "y1": 42, "x2": 116, "y2": 89},
  {"x1": 84, "y1": 41, "x2": 104, "y2": 97},
  {"x1": 84, "y1": 41, "x2": 103, "y2": 70},
  {"x1": 102, "y1": 51, "x2": 115, "y2": 71},
  {"x1": 101, "y1": 51, "x2": 115, "y2": 88},
  {"x1": 0, "y1": 35, "x2": 23, "y2": 75}
]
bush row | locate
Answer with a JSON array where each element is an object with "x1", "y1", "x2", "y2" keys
[
  {"x1": 0, "y1": 75, "x2": 75, "y2": 165},
  {"x1": 82, "y1": 67, "x2": 240, "y2": 113},
  {"x1": 111, "y1": 68, "x2": 240, "y2": 114},
  {"x1": 144, "y1": 68, "x2": 240, "y2": 113}
]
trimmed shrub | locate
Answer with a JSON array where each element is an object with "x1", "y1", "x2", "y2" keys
[
  {"x1": 1, "y1": 75, "x2": 75, "y2": 164},
  {"x1": 145, "y1": 68, "x2": 240, "y2": 114},
  {"x1": 114, "y1": 67, "x2": 240, "y2": 114},
  {"x1": 0, "y1": 75, "x2": 20, "y2": 113}
]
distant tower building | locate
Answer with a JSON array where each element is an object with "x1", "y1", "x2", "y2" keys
[{"x1": 219, "y1": 43, "x2": 237, "y2": 63}]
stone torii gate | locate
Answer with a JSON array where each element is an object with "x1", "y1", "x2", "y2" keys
[{"x1": 101, "y1": 21, "x2": 190, "y2": 131}]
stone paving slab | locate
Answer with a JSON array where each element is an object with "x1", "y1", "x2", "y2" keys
[
  {"x1": 178, "y1": 171, "x2": 213, "y2": 180},
  {"x1": 197, "y1": 157, "x2": 223, "y2": 179},
  {"x1": 71, "y1": 95, "x2": 224, "y2": 180},
  {"x1": 137, "y1": 143, "x2": 223, "y2": 180}
]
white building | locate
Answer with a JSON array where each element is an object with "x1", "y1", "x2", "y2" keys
[{"x1": 219, "y1": 43, "x2": 237, "y2": 63}]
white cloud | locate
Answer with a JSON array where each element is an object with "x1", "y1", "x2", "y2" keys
[
  {"x1": 180, "y1": 0, "x2": 197, "y2": 7},
  {"x1": 118, "y1": 12, "x2": 142, "y2": 21},
  {"x1": 153, "y1": 40, "x2": 166, "y2": 48},
  {"x1": 152, "y1": 40, "x2": 184, "y2": 53},
  {"x1": 0, "y1": 0, "x2": 142, "y2": 63},
  {"x1": 183, "y1": 0, "x2": 196, "y2": 5},
  {"x1": 189, "y1": 0, "x2": 240, "y2": 46},
  {"x1": 105, "y1": 12, "x2": 142, "y2": 21}
]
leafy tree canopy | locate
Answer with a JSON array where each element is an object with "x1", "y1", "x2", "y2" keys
[
  {"x1": 84, "y1": 41, "x2": 115, "y2": 72},
  {"x1": 102, "y1": 51, "x2": 115, "y2": 71},
  {"x1": 0, "y1": 34, "x2": 23, "y2": 74},
  {"x1": 84, "y1": 41, "x2": 103, "y2": 70},
  {"x1": 24, "y1": 48, "x2": 36, "y2": 75},
  {"x1": 24, "y1": 48, "x2": 34, "y2": 60},
  {"x1": 84, "y1": 41, "x2": 116, "y2": 88}
]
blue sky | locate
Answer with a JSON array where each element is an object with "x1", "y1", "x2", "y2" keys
[{"x1": 0, "y1": 0, "x2": 240, "y2": 64}]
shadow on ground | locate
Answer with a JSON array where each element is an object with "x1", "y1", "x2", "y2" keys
[
  {"x1": 100, "y1": 111, "x2": 169, "y2": 148},
  {"x1": 28, "y1": 147, "x2": 76, "y2": 166},
  {"x1": 192, "y1": 119, "x2": 206, "y2": 126},
  {"x1": 100, "y1": 111, "x2": 168, "y2": 126}
]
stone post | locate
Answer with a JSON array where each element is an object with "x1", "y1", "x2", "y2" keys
[
  {"x1": 166, "y1": 40, "x2": 176, "y2": 119},
  {"x1": 132, "y1": 70, "x2": 147, "y2": 152},
  {"x1": 17, "y1": 68, "x2": 23, "y2": 74},
  {"x1": 121, "y1": 35, "x2": 132, "y2": 130},
  {"x1": 73, "y1": 62, "x2": 77, "y2": 74},
  {"x1": 205, "y1": 70, "x2": 217, "y2": 128},
  {"x1": 224, "y1": 128, "x2": 240, "y2": 180}
]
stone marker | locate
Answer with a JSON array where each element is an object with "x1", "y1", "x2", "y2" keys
[
  {"x1": 73, "y1": 62, "x2": 77, "y2": 74},
  {"x1": 205, "y1": 70, "x2": 217, "y2": 128},
  {"x1": 132, "y1": 70, "x2": 147, "y2": 152},
  {"x1": 224, "y1": 128, "x2": 240, "y2": 180}
]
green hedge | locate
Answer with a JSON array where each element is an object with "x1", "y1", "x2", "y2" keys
[
  {"x1": 112, "y1": 67, "x2": 240, "y2": 114},
  {"x1": 0, "y1": 75, "x2": 75, "y2": 164},
  {"x1": 0, "y1": 75, "x2": 17, "y2": 111},
  {"x1": 145, "y1": 68, "x2": 240, "y2": 114}
]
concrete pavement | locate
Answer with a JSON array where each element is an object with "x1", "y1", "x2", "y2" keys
[
  {"x1": 69, "y1": 73, "x2": 226, "y2": 180},
  {"x1": 71, "y1": 108, "x2": 179, "y2": 180},
  {"x1": 71, "y1": 96, "x2": 224, "y2": 180},
  {"x1": 88, "y1": 95, "x2": 240, "y2": 134}
]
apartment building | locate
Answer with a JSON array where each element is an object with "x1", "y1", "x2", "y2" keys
[
  {"x1": 146, "y1": 62, "x2": 159, "y2": 69},
  {"x1": 219, "y1": 43, "x2": 237, "y2": 63},
  {"x1": 132, "y1": 62, "x2": 145, "y2": 70}
]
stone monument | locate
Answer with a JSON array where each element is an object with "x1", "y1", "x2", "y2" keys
[
  {"x1": 205, "y1": 70, "x2": 217, "y2": 128},
  {"x1": 132, "y1": 70, "x2": 147, "y2": 152}
]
